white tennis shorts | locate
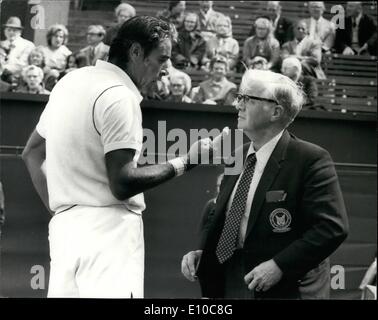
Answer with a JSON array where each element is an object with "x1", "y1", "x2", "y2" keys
[{"x1": 47, "y1": 205, "x2": 144, "y2": 298}]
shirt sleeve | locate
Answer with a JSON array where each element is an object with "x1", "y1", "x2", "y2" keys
[{"x1": 94, "y1": 86, "x2": 143, "y2": 155}]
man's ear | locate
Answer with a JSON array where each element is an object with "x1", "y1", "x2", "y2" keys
[
  {"x1": 129, "y1": 42, "x2": 144, "y2": 62},
  {"x1": 271, "y1": 104, "x2": 285, "y2": 122}
]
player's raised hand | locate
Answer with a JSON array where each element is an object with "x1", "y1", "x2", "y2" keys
[{"x1": 212, "y1": 127, "x2": 230, "y2": 153}]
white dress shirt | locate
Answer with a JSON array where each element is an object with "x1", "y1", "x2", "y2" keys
[
  {"x1": 1, "y1": 36, "x2": 35, "y2": 73},
  {"x1": 226, "y1": 130, "x2": 284, "y2": 247}
]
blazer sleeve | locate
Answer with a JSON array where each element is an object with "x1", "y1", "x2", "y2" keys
[
  {"x1": 334, "y1": 25, "x2": 348, "y2": 53},
  {"x1": 198, "y1": 199, "x2": 217, "y2": 249},
  {"x1": 273, "y1": 148, "x2": 349, "y2": 279},
  {"x1": 365, "y1": 16, "x2": 377, "y2": 48}
]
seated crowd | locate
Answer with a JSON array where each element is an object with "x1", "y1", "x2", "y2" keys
[
  {"x1": 0, "y1": 1, "x2": 376, "y2": 110},
  {"x1": 0, "y1": 17, "x2": 110, "y2": 94}
]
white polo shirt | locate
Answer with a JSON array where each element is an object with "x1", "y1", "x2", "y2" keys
[{"x1": 37, "y1": 60, "x2": 145, "y2": 214}]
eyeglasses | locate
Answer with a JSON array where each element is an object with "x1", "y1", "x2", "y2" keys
[{"x1": 234, "y1": 93, "x2": 278, "y2": 105}]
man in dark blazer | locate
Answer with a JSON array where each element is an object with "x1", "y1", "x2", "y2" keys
[
  {"x1": 249, "y1": 1, "x2": 294, "y2": 46},
  {"x1": 181, "y1": 69, "x2": 349, "y2": 299},
  {"x1": 79, "y1": 25, "x2": 109, "y2": 66},
  {"x1": 334, "y1": 2, "x2": 377, "y2": 56}
]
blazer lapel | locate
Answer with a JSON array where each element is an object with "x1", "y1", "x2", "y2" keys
[{"x1": 245, "y1": 130, "x2": 291, "y2": 239}]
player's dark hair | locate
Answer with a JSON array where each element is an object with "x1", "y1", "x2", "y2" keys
[{"x1": 109, "y1": 16, "x2": 176, "y2": 68}]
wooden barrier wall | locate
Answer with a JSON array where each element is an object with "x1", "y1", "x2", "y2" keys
[{"x1": 0, "y1": 93, "x2": 376, "y2": 298}]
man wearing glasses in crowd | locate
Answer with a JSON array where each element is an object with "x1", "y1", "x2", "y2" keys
[{"x1": 181, "y1": 69, "x2": 349, "y2": 299}]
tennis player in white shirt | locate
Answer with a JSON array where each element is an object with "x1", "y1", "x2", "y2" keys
[{"x1": 22, "y1": 16, "x2": 227, "y2": 298}]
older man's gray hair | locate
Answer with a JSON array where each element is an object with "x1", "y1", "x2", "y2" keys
[
  {"x1": 240, "y1": 69, "x2": 305, "y2": 125},
  {"x1": 115, "y1": 3, "x2": 136, "y2": 17}
]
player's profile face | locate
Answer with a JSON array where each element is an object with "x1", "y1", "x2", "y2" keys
[{"x1": 141, "y1": 38, "x2": 172, "y2": 87}]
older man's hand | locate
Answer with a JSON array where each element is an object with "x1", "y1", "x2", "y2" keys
[
  {"x1": 244, "y1": 259, "x2": 283, "y2": 292},
  {"x1": 181, "y1": 250, "x2": 203, "y2": 282}
]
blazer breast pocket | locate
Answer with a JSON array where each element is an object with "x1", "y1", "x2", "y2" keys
[{"x1": 266, "y1": 190, "x2": 287, "y2": 203}]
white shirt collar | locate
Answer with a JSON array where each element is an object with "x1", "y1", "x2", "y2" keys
[
  {"x1": 246, "y1": 130, "x2": 284, "y2": 170},
  {"x1": 95, "y1": 60, "x2": 143, "y2": 103}
]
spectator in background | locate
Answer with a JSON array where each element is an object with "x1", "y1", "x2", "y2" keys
[
  {"x1": 63, "y1": 54, "x2": 79, "y2": 74},
  {"x1": 172, "y1": 12, "x2": 206, "y2": 70},
  {"x1": 203, "y1": 15, "x2": 239, "y2": 71},
  {"x1": 304, "y1": 2, "x2": 335, "y2": 53},
  {"x1": 249, "y1": 1, "x2": 294, "y2": 46},
  {"x1": 0, "y1": 17, "x2": 35, "y2": 75},
  {"x1": 59, "y1": 52, "x2": 90, "y2": 78},
  {"x1": 0, "y1": 47, "x2": 11, "y2": 92},
  {"x1": 43, "y1": 24, "x2": 72, "y2": 72},
  {"x1": 282, "y1": 19, "x2": 326, "y2": 79},
  {"x1": 166, "y1": 73, "x2": 192, "y2": 103},
  {"x1": 142, "y1": 59, "x2": 190, "y2": 101},
  {"x1": 42, "y1": 24, "x2": 72, "y2": 72},
  {"x1": 248, "y1": 56, "x2": 269, "y2": 70},
  {"x1": 197, "y1": 1, "x2": 224, "y2": 41},
  {"x1": 42, "y1": 24, "x2": 72, "y2": 91},
  {"x1": 281, "y1": 56, "x2": 318, "y2": 106},
  {"x1": 335, "y1": 2, "x2": 377, "y2": 56},
  {"x1": 80, "y1": 25, "x2": 109, "y2": 65},
  {"x1": 16, "y1": 65, "x2": 50, "y2": 95},
  {"x1": 1, "y1": 66, "x2": 21, "y2": 92},
  {"x1": 192, "y1": 55, "x2": 237, "y2": 105},
  {"x1": 27, "y1": 46, "x2": 52, "y2": 78},
  {"x1": 157, "y1": 1, "x2": 186, "y2": 31},
  {"x1": 243, "y1": 17, "x2": 280, "y2": 71},
  {"x1": 0, "y1": 48, "x2": 6, "y2": 75},
  {"x1": 103, "y1": 3, "x2": 136, "y2": 46}
]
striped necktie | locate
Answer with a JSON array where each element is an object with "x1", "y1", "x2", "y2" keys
[{"x1": 216, "y1": 153, "x2": 257, "y2": 264}]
